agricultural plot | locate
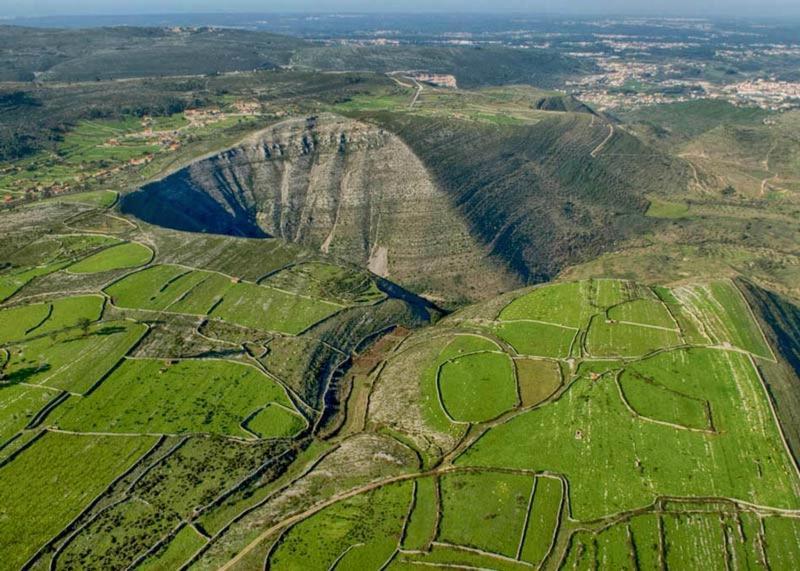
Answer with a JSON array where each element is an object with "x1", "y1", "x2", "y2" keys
[
  {"x1": 52, "y1": 189, "x2": 118, "y2": 208},
  {"x1": 438, "y1": 471, "x2": 533, "y2": 558},
  {"x1": 53, "y1": 358, "x2": 297, "y2": 438},
  {"x1": 244, "y1": 403, "x2": 306, "y2": 438},
  {"x1": 607, "y1": 298, "x2": 676, "y2": 329},
  {"x1": 168, "y1": 271, "x2": 234, "y2": 315},
  {"x1": 492, "y1": 320, "x2": 575, "y2": 358},
  {"x1": 663, "y1": 513, "x2": 727, "y2": 570},
  {"x1": 763, "y1": 516, "x2": 800, "y2": 569},
  {"x1": 261, "y1": 261, "x2": 385, "y2": 305},
  {"x1": 673, "y1": 281, "x2": 773, "y2": 358},
  {"x1": 629, "y1": 514, "x2": 661, "y2": 570},
  {"x1": 105, "y1": 265, "x2": 209, "y2": 311},
  {"x1": 402, "y1": 477, "x2": 438, "y2": 550},
  {"x1": 0, "y1": 431, "x2": 155, "y2": 570},
  {"x1": 138, "y1": 525, "x2": 207, "y2": 571},
  {"x1": 438, "y1": 351, "x2": 517, "y2": 422},
  {"x1": 210, "y1": 282, "x2": 342, "y2": 335},
  {"x1": 67, "y1": 241, "x2": 152, "y2": 274},
  {"x1": 585, "y1": 316, "x2": 682, "y2": 357},
  {"x1": 391, "y1": 544, "x2": 531, "y2": 570},
  {"x1": 519, "y1": 476, "x2": 562, "y2": 565},
  {"x1": 0, "y1": 294, "x2": 103, "y2": 344},
  {"x1": 0, "y1": 384, "x2": 59, "y2": 444},
  {"x1": 514, "y1": 358, "x2": 561, "y2": 407},
  {"x1": 2, "y1": 320, "x2": 147, "y2": 394},
  {"x1": 267, "y1": 481, "x2": 413, "y2": 569},
  {"x1": 499, "y1": 281, "x2": 595, "y2": 328},
  {"x1": 619, "y1": 369, "x2": 711, "y2": 431},
  {"x1": 596, "y1": 523, "x2": 635, "y2": 570},
  {"x1": 457, "y1": 347, "x2": 800, "y2": 520}
]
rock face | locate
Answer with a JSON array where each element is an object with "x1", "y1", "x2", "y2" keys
[{"x1": 122, "y1": 114, "x2": 518, "y2": 301}]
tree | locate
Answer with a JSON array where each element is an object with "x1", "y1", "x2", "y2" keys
[{"x1": 76, "y1": 317, "x2": 92, "y2": 337}]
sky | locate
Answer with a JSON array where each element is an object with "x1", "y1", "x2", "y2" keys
[{"x1": 2, "y1": 0, "x2": 800, "y2": 19}]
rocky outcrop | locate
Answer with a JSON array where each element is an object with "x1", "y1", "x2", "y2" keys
[{"x1": 122, "y1": 113, "x2": 518, "y2": 303}]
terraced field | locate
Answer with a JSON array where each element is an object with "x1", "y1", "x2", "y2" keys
[
  {"x1": 0, "y1": 183, "x2": 437, "y2": 569},
  {"x1": 243, "y1": 278, "x2": 800, "y2": 570}
]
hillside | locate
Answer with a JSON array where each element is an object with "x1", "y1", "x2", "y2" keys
[{"x1": 121, "y1": 113, "x2": 520, "y2": 303}]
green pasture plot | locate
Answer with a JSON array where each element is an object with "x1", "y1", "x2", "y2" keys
[
  {"x1": 520, "y1": 476, "x2": 562, "y2": 565},
  {"x1": 653, "y1": 286, "x2": 708, "y2": 345},
  {"x1": 724, "y1": 512, "x2": 763, "y2": 570},
  {"x1": 562, "y1": 531, "x2": 597, "y2": 570},
  {"x1": 3, "y1": 320, "x2": 147, "y2": 394},
  {"x1": 439, "y1": 334, "x2": 499, "y2": 360},
  {"x1": 402, "y1": 477, "x2": 438, "y2": 550},
  {"x1": 245, "y1": 404, "x2": 305, "y2": 438},
  {"x1": 139, "y1": 525, "x2": 207, "y2": 571},
  {"x1": 261, "y1": 261, "x2": 385, "y2": 305},
  {"x1": 673, "y1": 281, "x2": 772, "y2": 358},
  {"x1": 105, "y1": 265, "x2": 206, "y2": 312},
  {"x1": 458, "y1": 348, "x2": 800, "y2": 520},
  {"x1": 34, "y1": 295, "x2": 105, "y2": 337},
  {"x1": 416, "y1": 337, "x2": 487, "y2": 441},
  {"x1": 0, "y1": 384, "x2": 59, "y2": 444},
  {"x1": 492, "y1": 321, "x2": 575, "y2": 358},
  {"x1": 515, "y1": 358, "x2": 561, "y2": 407},
  {"x1": 0, "y1": 263, "x2": 69, "y2": 302},
  {"x1": 51, "y1": 190, "x2": 118, "y2": 208},
  {"x1": 619, "y1": 371, "x2": 711, "y2": 431},
  {"x1": 211, "y1": 282, "x2": 342, "y2": 335},
  {"x1": 585, "y1": 317, "x2": 683, "y2": 357},
  {"x1": 439, "y1": 471, "x2": 533, "y2": 558},
  {"x1": 593, "y1": 279, "x2": 638, "y2": 308},
  {"x1": 499, "y1": 281, "x2": 595, "y2": 328},
  {"x1": 1, "y1": 292, "x2": 103, "y2": 341},
  {"x1": 596, "y1": 523, "x2": 635, "y2": 570},
  {"x1": 168, "y1": 272, "x2": 234, "y2": 315},
  {"x1": 54, "y1": 358, "x2": 295, "y2": 437},
  {"x1": 0, "y1": 302, "x2": 52, "y2": 343},
  {"x1": 645, "y1": 198, "x2": 690, "y2": 219},
  {"x1": 391, "y1": 544, "x2": 531, "y2": 571},
  {"x1": 268, "y1": 481, "x2": 412, "y2": 570},
  {"x1": 0, "y1": 431, "x2": 155, "y2": 570},
  {"x1": 608, "y1": 298, "x2": 676, "y2": 329},
  {"x1": 630, "y1": 515, "x2": 661, "y2": 570},
  {"x1": 663, "y1": 513, "x2": 727, "y2": 571},
  {"x1": 438, "y1": 352, "x2": 517, "y2": 423},
  {"x1": 68, "y1": 241, "x2": 152, "y2": 274},
  {"x1": 764, "y1": 517, "x2": 800, "y2": 569}
]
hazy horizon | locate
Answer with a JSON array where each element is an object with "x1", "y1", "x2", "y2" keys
[{"x1": 3, "y1": 0, "x2": 800, "y2": 20}]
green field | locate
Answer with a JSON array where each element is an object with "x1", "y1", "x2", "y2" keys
[
  {"x1": 515, "y1": 358, "x2": 562, "y2": 407},
  {"x1": 245, "y1": 403, "x2": 306, "y2": 438},
  {"x1": 492, "y1": 321, "x2": 576, "y2": 357},
  {"x1": 438, "y1": 471, "x2": 533, "y2": 558},
  {"x1": 53, "y1": 358, "x2": 296, "y2": 437},
  {"x1": 106, "y1": 265, "x2": 342, "y2": 334},
  {"x1": 210, "y1": 281, "x2": 343, "y2": 335},
  {"x1": 138, "y1": 525, "x2": 207, "y2": 571},
  {"x1": 673, "y1": 281, "x2": 773, "y2": 358},
  {"x1": 268, "y1": 481, "x2": 413, "y2": 569},
  {"x1": 0, "y1": 295, "x2": 104, "y2": 344},
  {"x1": 519, "y1": 476, "x2": 562, "y2": 565},
  {"x1": 438, "y1": 351, "x2": 517, "y2": 422},
  {"x1": 0, "y1": 384, "x2": 59, "y2": 443},
  {"x1": 457, "y1": 347, "x2": 800, "y2": 519},
  {"x1": 499, "y1": 281, "x2": 594, "y2": 328},
  {"x1": 585, "y1": 316, "x2": 683, "y2": 357},
  {"x1": 402, "y1": 477, "x2": 438, "y2": 550},
  {"x1": 2, "y1": 320, "x2": 147, "y2": 394},
  {"x1": 68, "y1": 241, "x2": 153, "y2": 273},
  {"x1": 0, "y1": 431, "x2": 155, "y2": 569},
  {"x1": 607, "y1": 298, "x2": 676, "y2": 329}
]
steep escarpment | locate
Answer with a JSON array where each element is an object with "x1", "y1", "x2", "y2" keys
[{"x1": 122, "y1": 114, "x2": 518, "y2": 303}]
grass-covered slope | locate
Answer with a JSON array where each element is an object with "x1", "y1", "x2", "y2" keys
[
  {"x1": 366, "y1": 111, "x2": 691, "y2": 283},
  {"x1": 202, "y1": 277, "x2": 800, "y2": 570}
]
